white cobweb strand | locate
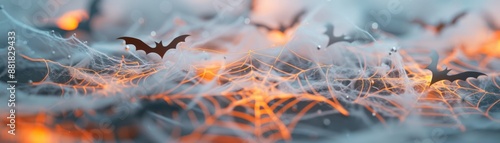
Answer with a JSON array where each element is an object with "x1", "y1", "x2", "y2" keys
[{"x1": 1, "y1": 1, "x2": 499, "y2": 142}]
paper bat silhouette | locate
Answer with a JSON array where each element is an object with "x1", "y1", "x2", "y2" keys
[
  {"x1": 324, "y1": 23, "x2": 356, "y2": 46},
  {"x1": 483, "y1": 12, "x2": 499, "y2": 30},
  {"x1": 253, "y1": 10, "x2": 306, "y2": 33},
  {"x1": 117, "y1": 35, "x2": 190, "y2": 58},
  {"x1": 425, "y1": 51, "x2": 486, "y2": 86},
  {"x1": 414, "y1": 11, "x2": 467, "y2": 34}
]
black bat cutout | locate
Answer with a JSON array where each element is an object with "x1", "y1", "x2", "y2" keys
[
  {"x1": 425, "y1": 51, "x2": 486, "y2": 86},
  {"x1": 483, "y1": 12, "x2": 499, "y2": 30},
  {"x1": 324, "y1": 23, "x2": 356, "y2": 46},
  {"x1": 117, "y1": 35, "x2": 190, "y2": 58},
  {"x1": 253, "y1": 10, "x2": 306, "y2": 33},
  {"x1": 414, "y1": 11, "x2": 467, "y2": 34}
]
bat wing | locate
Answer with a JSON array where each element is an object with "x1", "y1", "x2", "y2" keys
[
  {"x1": 425, "y1": 50, "x2": 486, "y2": 86},
  {"x1": 450, "y1": 11, "x2": 467, "y2": 25},
  {"x1": 414, "y1": 12, "x2": 466, "y2": 34},
  {"x1": 413, "y1": 19, "x2": 428, "y2": 28},
  {"x1": 483, "y1": 12, "x2": 499, "y2": 30},
  {"x1": 252, "y1": 10, "x2": 305, "y2": 33},
  {"x1": 436, "y1": 11, "x2": 466, "y2": 34},
  {"x1": 426, "y1": 51, "x2": 441, "y2": 86},
  {"x1": 88, "y1": 0, "x2": 102, "y2": 20},
  {"x1": 288, "y1": 9, "x2": 306, "y2": 28},
  {"x1": 446, "y1": 71, "x2": 486, "y2": 82},
  {"x1": 324, "y1": 23, "x2": 356, "y2": 46},
  {"x1": 425, "y1": 50, "x2": 439, "y2": 72},
  {"x1": 324, "y1": 23, "x2": 335, "y2": 46},
  {"x1": 165, "y1": 35, "x2": 190, "y2": 48},
  {"x1": 117, "y1": 36, "x2": 157, "y2": 54},
  {"x1": 253, "y1": 23, "x2": 274, "y2": 31}
]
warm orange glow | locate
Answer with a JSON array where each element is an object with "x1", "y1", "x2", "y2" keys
[
  {"x1": 24, "y1": 126, "x2": 52, "y2": 143},
  {"x1": 423, "y1": 74, "x2": 432, "y2": 85},
  {"x1": 479, "y1": 32, "x2": 500, "y2": 56},
  {"x1": 268, "y1": 31, "x2": 288, "y2": 46},
  {"x1": 457, "y1": 31, "x2": 500, "y2": 68},
  {"x1": 462, "y1": 31, "x2": 500, "y2": 57},
  {"x1": 56, "y1": 10, "x2": 88, "y2": 31},
  {"x1": 196, "y1": 64, "x2": 221, "y2": 81},
  {"x1": 13, "y1": 23, "x2": 500, "y2": 142}
]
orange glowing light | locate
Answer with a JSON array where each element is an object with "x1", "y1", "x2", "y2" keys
[
  {"x1": 12, "y1": 24, "x2": 500, "y2": 142},
  {"x1": 196, "y1": 65, "x2": 221, "y2": 81},
  {"x1": 268, "y1": 31, "x2": 288, "y2": 46},
  {"x1": 21, "y1": 126, "x2": 53, "y2": 143},
  {"x1": 28, "y1": 127, "x2": 51, "y2": 143},
  {"x1": 479, "y1": 32, "x2": 500, "y2": 56},
  {"x1": 459, "y1": 31, "x2": 500, "y2": 67},
  {"x1": 470, "y1": 32, "x2": 500, "y2": 57},
  {"x1": 423, "y1": 74, "x2": 433, "y2": 84},
  {"x1": 56, "y1": 10, "x2": 88, "y2": 31}
]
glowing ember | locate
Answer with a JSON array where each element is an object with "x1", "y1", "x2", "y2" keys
[
  {"x1": 268, "y1": 31, "x2": 290, "y2": 46},
  {"x1": 0, "y1": 1, "x2": 499, "y2": 143},
  {"x1": 56, "y1": 10, "x2": 88, "y2": 31}
]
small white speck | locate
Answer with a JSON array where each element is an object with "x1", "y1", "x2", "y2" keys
[
  {"x1": 323, "y1": 118, "x2": 331, "y2": 126},
  {"x1": 244, "y1": 18, "x2": 250, "y2": 24},
  {"x1": 372, "y1": 22, "x2": 379, "y2": 29},
  {"x1": 390, "y1": 47, "x2": 398, "y2": 53},
  {"x1": 151, "y1": 31, "x2": 156, "y2": 37},
  {"x1": 372, "y1": 112, "x2": 376, "y2": 116},
  {"x1": 67, "y1": 55, "x2": 71, "y2": 58}
]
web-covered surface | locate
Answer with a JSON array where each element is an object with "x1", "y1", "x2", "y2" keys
[{"x1": 0, "y1": 1, "x2": 500, "y2": 143}]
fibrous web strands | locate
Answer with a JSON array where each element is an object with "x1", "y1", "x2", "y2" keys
[{"x1": 0, "y1": 0, "x2": 500, "y2": 143}]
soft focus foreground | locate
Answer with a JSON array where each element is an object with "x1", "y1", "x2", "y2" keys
[{"x1": 0, "y1": 0, "x2": 499, "y2": 143}]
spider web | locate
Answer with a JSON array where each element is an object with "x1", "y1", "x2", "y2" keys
[{"x1": 1, "y1": 5, "x2": 499, "y2": 143}]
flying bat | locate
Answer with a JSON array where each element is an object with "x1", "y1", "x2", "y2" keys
[
  {"x1": 483, "y1": 12, "x2": 499, "y2": 30},
  {"x1": 425, "y1": 51, "x2": 486, "y2": 86},
  {"x1": 324, "y1": 23, "x2": 356, "y2": 46},
  {"x1": 117, "y1": 35, "x2": 190, "y2": 58},
  {"x1": 414, "y1": 11, "x2": 467, "y2": 34},
  {"x1": 253, "y1": 10, "x2": 306, "y2": 33}
]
